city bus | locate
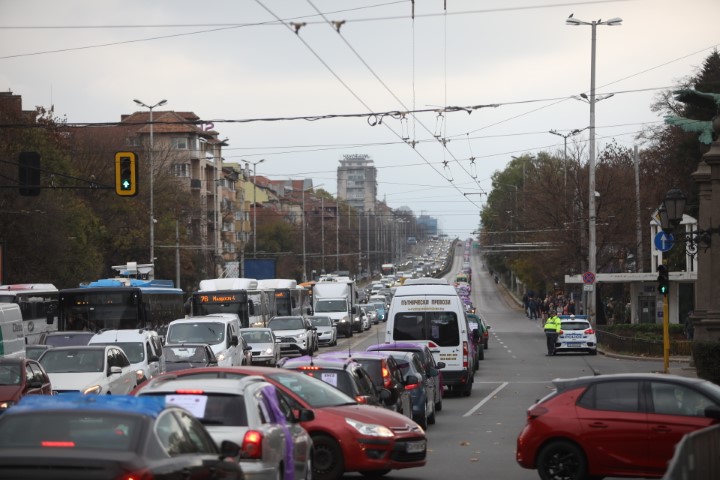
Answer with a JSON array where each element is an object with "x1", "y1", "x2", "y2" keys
[
  {"x1": 0, "y1": 284, "x2": 59, "y2": 344},
  {"x1": 57, "y1": 278, "x2": 184, "y2": 333},
  {"x1": 381, "y1": 263, "x2": 397, "y2": 277},
  {"x1": 190, "y1": 278, "x2": 272, "y2": 328},
  {"x1": 257, "y1": 279, "x2": 307, "y2": 317}
]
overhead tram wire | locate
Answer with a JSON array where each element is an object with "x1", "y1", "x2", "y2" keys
[
  {"x1": 306, "y1": 0, "x2": 485, "y2": 195},
  {"x1": 254, "y1": 0, "x2": 481, "y2": 211}
]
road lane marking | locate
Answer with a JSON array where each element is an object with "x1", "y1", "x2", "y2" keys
[{"x1": 463, "y1": 382, "x2": 509, "y2": 417}]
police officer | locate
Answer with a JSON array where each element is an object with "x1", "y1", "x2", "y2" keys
[{"x1": 543, "y1": 313, "x2": 561, "y2": 355}]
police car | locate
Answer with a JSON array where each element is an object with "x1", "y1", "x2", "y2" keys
[{"x1": 555, "y1": 315, "x2": 597, "y2": 355}]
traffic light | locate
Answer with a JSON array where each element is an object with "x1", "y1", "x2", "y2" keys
[
  {"x1": 115, "y1": 151, "x2": 138, "y2": 196},
  {"x1": 657, "y1": 265, "x2": 669, "y2": 296},
  {"x1": 18, "y1": 151, "x2": 41, "y2": 196}
]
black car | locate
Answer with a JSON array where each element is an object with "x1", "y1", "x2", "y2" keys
[
  {"x1": 162, "y1": 343, "x2": 218, "y2": 372},
  {"x1": 39, "y1": 331, "x2": 95, "y2": 347},
  {"x1": 0, "y1": 394, "x2": 243, "y2": 479}
]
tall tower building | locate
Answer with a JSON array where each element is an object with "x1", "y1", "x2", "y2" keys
[{"x1": 337, "y1": 154, "x2": 377, "y2": 213}]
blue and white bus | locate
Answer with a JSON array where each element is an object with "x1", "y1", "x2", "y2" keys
[
  {"x1": 0, "y1": 284, "x2": 59, "y2": 344},
  {"x1": 57, "y1": 272, "x2": 184, "y2": 333}
]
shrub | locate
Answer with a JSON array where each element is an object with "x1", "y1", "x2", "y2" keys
[{"x1": 692, "y1": 342, "x2": 720, "y2": 385}]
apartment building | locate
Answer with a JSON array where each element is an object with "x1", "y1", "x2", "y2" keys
[{"x1": 337, "y1": 154, "x2": 377, "y2": 214}]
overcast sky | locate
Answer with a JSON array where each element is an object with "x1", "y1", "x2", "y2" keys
[{"x1": 2, "y1": 0, "x2": 719, "y2": 239}]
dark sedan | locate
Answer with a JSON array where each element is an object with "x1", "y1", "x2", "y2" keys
[
  {"x1": 0, "y1": 357, "x2": 52, "y2": 413},
  {"x1": 0, "y1": 394, "x2": 244, "y2": 479}
]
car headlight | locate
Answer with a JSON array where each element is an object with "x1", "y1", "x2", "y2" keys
[
  {"x1": 345, "y1": 418, "x2": 394, "y2": 437},
  {"x1": 84, "y1": 385, "x2": 102, "y2": 395},
  {"x1": 263, "y1": 348, "x2": 274, "y2": 355},
  {"x1": 298, "y1": 332, "x2": 306, "y2": 339},
  {"x1": 0, "y1": 401, "x2": 15, "y2": 410},
  {"x1": 216, "y1": 353, "x2": 226, "y2": 362}
]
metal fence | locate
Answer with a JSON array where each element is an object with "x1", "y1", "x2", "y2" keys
[
  {"x1": 663, "y1": 424, "x2": 720, "y2": 480},
  {"x1": 596, "y1": 329, "x2": 693, "y2": 357}
]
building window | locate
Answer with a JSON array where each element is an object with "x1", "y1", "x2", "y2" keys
[
  {"x1": 172, "y1": 137, "x2": 189, "y2": 149},
  {"x1": 173, "y1": 163, "x2": 190, "y2": 177},
  {"x1": 126, "y1": 135, "x2": 141, "y2": 147}
]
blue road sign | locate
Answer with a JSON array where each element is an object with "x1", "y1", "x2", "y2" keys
[{"x1": 654, "y1": 231, "x2": 675, "y2": 253}]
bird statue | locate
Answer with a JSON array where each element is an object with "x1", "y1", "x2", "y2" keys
[{"x1": 664, "y1": 89, "x2": 720, "y2": 145}]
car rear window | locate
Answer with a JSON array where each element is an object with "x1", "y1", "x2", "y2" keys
[
  {"x1": 0, "y1": 412, "x2": 141, "y2": 451},
  {"x1": 562, "y1": 322, "x2": 591, "y2": 331},
  {"x1": 292, "y1": 368, "x2": 354, "y2": 397},
  {"x1": 142, "y1": 393, "x2": 248, "y2": 427},
  {"x1": 392, "y1": 311, "x2": 460, "y2": 346},
  {"x1": 351, "y1": 359, "x2": 383, "y2": 387}
]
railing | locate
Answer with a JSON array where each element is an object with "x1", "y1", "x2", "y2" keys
[
  {"x1": 596, "y1": 329, "x2": 693, "y2": 357},
  {"x1": 663, "y1": 424, "x2": 720, "y2": 480}
]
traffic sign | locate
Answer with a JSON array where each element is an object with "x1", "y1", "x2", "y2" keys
[
  {"x1": 654, "y1": 231, "x2": 675, "y2": 253},
  {"x1": 582, "y1": 271, "x2": 596, "y2": 285},
  {"x1": 583, "y1": 284, "x2": 595, "y2": 291}
]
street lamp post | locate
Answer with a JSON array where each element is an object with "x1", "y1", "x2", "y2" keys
[
  {"x1": 566, "y1": 14, "x2": 622, "y2": 324},
  {"x1": 301, "y1": 183, "x2": 323, "y2": 282},
  {"x1": 549, "y1": 128, "x2": 585, "y2": 191},
  {"x1": 133, "y1": 98, "x2": 167, "y2": 266},
  {"x1": 245, "y1": 159, "x2": 265, "y2": 257}
]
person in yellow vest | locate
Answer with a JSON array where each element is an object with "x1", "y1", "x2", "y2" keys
[{"x1": 543, "y1": 313, "x2": 562, "y2": 356}]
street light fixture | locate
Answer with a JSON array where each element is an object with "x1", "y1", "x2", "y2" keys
[
  {"x1": 133, "y1": 98, "x2": 167, "y2": 266},
  {"x1": 566, "y1": 14, "x2": 622, "y2": 324},
  {"x1": 245, "y1": 159, "x2": 265, "y2": 257}
]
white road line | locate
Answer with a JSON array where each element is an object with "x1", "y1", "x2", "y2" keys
[{"x1": 463, "y1": 382, "x2": 509, "y2": 417}]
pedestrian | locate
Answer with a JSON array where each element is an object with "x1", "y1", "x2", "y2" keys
[
  {"x1": 685, "y1": 311, "x2": 694, "y2": 340},
  {"x1": 543, "y1": 312, "x2": 562, "y2": 356}
]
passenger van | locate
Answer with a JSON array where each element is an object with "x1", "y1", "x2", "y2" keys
[
  {"x1": 89, "y1": 329, "x2": 165, "y2": 383},
  {"x1": 0, "y1": 304, "x2": 25, "y2": 358},
  {"x1": 384, "y1": 282, "x2": 475, "y2": 396},
  {"x1": 165, "y1": 314, "x2": 242, "y2": 367}
]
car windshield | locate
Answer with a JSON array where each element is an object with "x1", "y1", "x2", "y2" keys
[
  {"x1": 142, "y1": 393, "x2": 248, "y2": 427},
  {"x1": 269, "y1": 317, "x2": 304, "y2": 330},
  {"x1": 309, "y1": 317, "x2": 332, "y2": 327},
  {"x1": 267, "y1": 371, "x2": 356, "y2": 407},
  {"x1": 167, "y1": 322, "x2": 225, "y2": 345},
  {"x1": 314, "y1": 300, "x2": 346, "y2": 313},
  {"x1": 40, "y1": 349, "x2": 105, "y2": 373},
  {"x1": 0, "y1": 364, "x2": 21, "y2": 385},
  {"x1": 241, "y1": 331, "x2": 274, "y2": 343},
  {"x1": 43, "y1": 333, "x2": 94, "y2": 347},
  {"x1": 0, "y1": 412, "x2": 141, "y2": 451},
  {"x1": 91, "y1": 342, "x2": 144, "y2": 363},
  {"x1": 163, "y1": 346, "x2": 208, "y2": 363}
]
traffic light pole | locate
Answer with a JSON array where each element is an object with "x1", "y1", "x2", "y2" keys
[{"x1": 663, "y1": 292, "x2": 670, "y2": 374}]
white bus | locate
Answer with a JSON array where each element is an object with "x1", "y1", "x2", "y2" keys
[{"x1": 0, "y1": 284, "x2": 58, "y2": 344}]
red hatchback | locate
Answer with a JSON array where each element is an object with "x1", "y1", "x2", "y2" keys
[
  {"x1": 0, "y1": 357, "x2": 53, "y2": 412},
  {"x1": 516, "y1": 373, "x2": 720, "y2": 480},
  {"x1": 133, "y1": 366, "x2": 427, "y2": 480}
]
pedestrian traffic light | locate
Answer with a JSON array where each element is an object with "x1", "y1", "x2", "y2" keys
[
  {"x1": 18, "y1": 151, "x2": 41, "y2": 196},
  {"x1": 657, "y1": 264, "x2": 669, "y2": 296},
  {"x1": 115, "y1": 152, "x2": 138, "y2": 196}
]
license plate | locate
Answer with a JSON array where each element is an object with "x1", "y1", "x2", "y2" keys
[
  {"x1": 566, "y1": 342, "x2": 582, "y2": 347},
  {"x1": 406, "y1": 440, "x2": 426, "y2": 453}
]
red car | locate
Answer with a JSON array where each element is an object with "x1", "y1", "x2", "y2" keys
[
  {"x1": 0, "y1": 357, "x2": 53, "y2": 412},
  {"x1": 133, "y1": 366, "x2": 427, "y2": 480},
  {"x1": 516, "y1": 373, "x2": 720, "y2": 480}
]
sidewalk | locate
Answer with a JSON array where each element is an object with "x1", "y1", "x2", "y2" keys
[{"x1": 598, "y1": 348, "x2": 698, "y2": 378}]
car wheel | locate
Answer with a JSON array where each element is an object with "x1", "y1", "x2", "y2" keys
[
  {"x1": 312, "y1": 435, "x2": 344, "y2": 480},
  {"x1": 537, "y1": 440, "x2": 587, "y2": 480},
  {"x1": 478, "y1": 345, "x2": 485, "y2": 361},
  {"x1": 435, "y1": 391, "x2": 443, "y2": 412},
  {"x1": 427, "y1": 401, "x2": 436, "y2": 425},
  {"x1": 462, "y1": 377, "x2": 473, "y2": 397},
  {"x1": 415, "y1": 404, "x2": 428, "y2": 430},
  {"x1": 359, "y1": 470, "x2": 390, "y2": 478}
]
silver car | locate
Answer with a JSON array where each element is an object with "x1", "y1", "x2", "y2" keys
[
  {"x1": 240, "y1": 328, "x2": 280, "y2": 366},
  {"x1": 307, "y1": 315, "x2": 337, "y2": 347},
  {"x1": 136, "y1": 376, "x2": 314, "y2": 480}
]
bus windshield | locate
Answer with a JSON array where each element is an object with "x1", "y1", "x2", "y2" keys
[{"x1": 60, "y1": 291, "x2": 137, "y2": 332}]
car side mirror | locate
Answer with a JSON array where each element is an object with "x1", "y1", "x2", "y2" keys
[
  {"x1": 704, "y1": 405, "x2": 720, "y2": 419},
  {"x1": 28, "y1": 380, "x2": 44, "y2": 389},
  {"x1": 306, "y1": 307, "x2": 313, "y2": 315},
  {"x1": 296, "y1": 408, "x2": 315, "y2": 423},
  {"x1": 218, "y1": 440, "x2": 241, "y2": 460},
  {"x1": 108, "y1": 366, "x2": 122, "y2": 376},
  {"x1": 351, "y1": 306, "x2": 357, "y2": 315},
  {"x1": 230, "y1": 335, "x2": 239, "y2": 347},
  {"x1": 243, "y1": 346, "x2": 252, "y2": 352},
  {"x1": 405, "y1": 375, "x2": 419, "y2": 386},
  {"x1": 148, "y1": 355, "x2": 160, "y2": 363},
  {"x1": 248, "y1": 301, "x2": 255, "y2": 316},
  {"x1": 435, "y1": 361, "x2": 446, "y2": 369}
]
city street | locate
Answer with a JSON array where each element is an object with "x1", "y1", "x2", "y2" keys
[{"x1": 319, "y1": 244, "x2": 685, "y2": 479}]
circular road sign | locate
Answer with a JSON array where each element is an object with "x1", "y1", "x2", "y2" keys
[
  {"x1": 582, "y1": 271, "x2": 596, "y2": 285},
  {"x1": 654, "y1": 231, "x2": 675, "y2": 253}
]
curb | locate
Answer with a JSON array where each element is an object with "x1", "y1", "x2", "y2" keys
[{"x1": 598, "y1": 348, "x2": 692, "y2": 363}]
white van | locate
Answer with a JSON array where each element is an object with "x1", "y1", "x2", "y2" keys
[
  {"x1": 0, "y1": 304, "x2": 25, "y2": 358},
  {"x1": 89, "y1": 329, "x2": 165, "y2": 383},
  {"x1": 384, "y1": 283, "x2": 475, "y2": 396},
  {"x1": 165, "y1": 314, "x2": 242, "y2": 367}
]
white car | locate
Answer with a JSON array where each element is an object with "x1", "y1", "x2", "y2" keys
[
  {"x1": 38, "y1": 345, "x2": 137, "y2": 394},
  {"x1": 240, "y1": 327, "x2": 280, "y2": 366},
  {"x1": 307, "y1": 315, "x2": 337, "y2": 346},
  {"x1": 268, "y1": 316, "x2": 316, "y2": 355},
  {"x1": 555, "y1": 315, "x2": 597, "y2": 355},
  {"x1": 135, "y1": 376, "x2": 314, "y2": 480},
  {"x1": 88, "y1": 329, "x2": 165, "y2": 383}
]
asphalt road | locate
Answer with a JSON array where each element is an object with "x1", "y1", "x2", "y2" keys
[{"x1": 312, "y1": 244, "x2": 683, "y2": 479}]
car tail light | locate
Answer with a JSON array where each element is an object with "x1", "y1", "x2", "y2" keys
[
  {"x1": 462, "y1": 341, "x2": 468, "y2": 369},
  {"x1": 427, "y1": 341, "x2": 439, "y2": 349},
  {"x1": 382, "y1": 366, "x2": 392, "y2": 388},
  {"x1": 117, "y1": 469, "x2": 154, "y2": 480},
  {"x1": 241, "y1": 430, "x2": 263, "y2": 459},
  {"x1": 405, "y1": 382, "x2": 420, "y2": 391},
  {"x1": 41, "y1": 441, "x2": 75, "y2": 448},
  {"x1": 527, "y1": 405, "x2": 549, "y2": 420},
  {"x1": 299, "y1": 366, "x2": 320, "y2": 371},
  {"x1": 175, "y1": 389, "x2": 204, "y2": 394},
  {"x1": 584, "y1": 328, "x2": 594, "y2": 334},
  {"x1": 558, "y1": 330, "x2": 564, "y2": 335}
]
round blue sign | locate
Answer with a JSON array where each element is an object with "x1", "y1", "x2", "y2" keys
[{"x1": 654, "y1": 231, "x2": 675, "y2": 253}]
